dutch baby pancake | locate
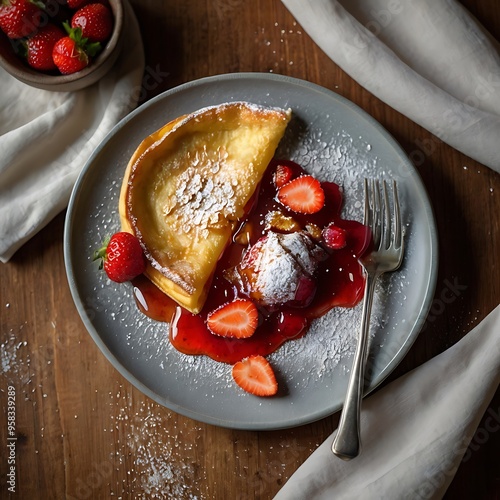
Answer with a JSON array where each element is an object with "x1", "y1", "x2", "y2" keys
[{"x1": 119, "y1": 102, "x2": 291, "y2": 313}]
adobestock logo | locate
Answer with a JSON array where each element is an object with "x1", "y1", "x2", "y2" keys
[
  {"x1": 6, "y1": 0, "x2": 67, "y2": 42},
  {"x1": 462, "y1": 405, "x2": 500, "y2": 463},
  {"x1": 421, "y1": 277, "x2": 468, "y2": 332},
  {"x1": 363, "y1": 0, "x2": 404, "y2": 38},
  {"x1": 234, "y1": 438, "x2": 309, "y2": 500},
  {"x1": 348, "y1": 0, "x2": 405, "y2": 52},
  {"x1": 412, "y1": 402, "x2": 500, "y2": 499},
  {"x1": 114, "y1": 64, "x2": 170, "y2": 110},
  {"x1": 213, "y1": 0, "x2": 245, "y2": 19},
  {"x1": 406, "y1": 68, "x2": 500, "y2": 169}
]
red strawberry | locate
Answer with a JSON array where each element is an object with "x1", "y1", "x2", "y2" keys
[
  {"x1": 277, "y1": 175, "x2": 325, "y2": 214},
  {"x1": 273, "y1": 164, "x2": 293, "y2": 188},
  {"x1": 322, "y1": 224, "x2": 347, "y2": 250},
  {"x1": 71, "y1": 2, "x2": 112, "y2": 43},
  {"x1": 52, "y1": 24, "x2": 101, "y2": 74},
  {"x1": 52, "y1": 35, "x2": 88, "y2": 73},
  {"x1": 207, "y1": 299, "x2": 259, "y2": 339},
  {"x1": 25, "y1": 23, "x2": 64, "y2": 71},
  {"x1": 232, "y1": 355, "x2": 278, "y2": 396},
  {"x1": 0, "y1": 0, "x2": 43, "y2": 39},
  {"x1": 292, "y1": 275, "x2": 317, "y2": 307},
  {"x1": 93, "y1": 232, "x2": 146, "y2": 283}
]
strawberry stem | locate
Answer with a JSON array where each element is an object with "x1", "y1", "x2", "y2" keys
[
  {"x1": 92, "y1": 236, "x2": 110, "y2": 269},
  {"x1": 62, "y1": 21, "x2": 102, "y2": 58}
]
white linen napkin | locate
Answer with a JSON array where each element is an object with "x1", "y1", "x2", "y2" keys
[
  {"x1": 274, "y1": 304, "x2": 500, "y2": 499},
  {"x1": 0, "y1": 0, "x2": 145, "y2": 263},
  {"x1": 281, "y1": 0, "x2": 500, "y2": 173}
]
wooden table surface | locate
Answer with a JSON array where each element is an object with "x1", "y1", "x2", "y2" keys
[{"x1": 1, "y1": 1, "x2": 499, "y2": 498}]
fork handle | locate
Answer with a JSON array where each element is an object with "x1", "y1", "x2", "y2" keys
[{"x1": 332, "y1": 272, "x2": 377, "y2": 460}]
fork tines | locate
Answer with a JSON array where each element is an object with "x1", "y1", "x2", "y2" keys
[{"x1": 363, "y1": 178, "x2": 403, "y2": 252}]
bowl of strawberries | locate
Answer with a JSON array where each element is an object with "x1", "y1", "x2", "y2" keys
[{"x1": 0, "y1": 0, "x2": 124, "y2": 91}]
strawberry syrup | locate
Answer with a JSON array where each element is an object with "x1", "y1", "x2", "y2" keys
[{"x1": 131, "y1": 160, "x2": 370, "y2": 364}]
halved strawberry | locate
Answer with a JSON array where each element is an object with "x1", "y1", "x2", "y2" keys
[
  {"x1": 277, "y1": 175, "x2": 325, "y2": 214},
  {"x1": 207, "y1": 299, "x2": 258, "y2": 339},
  {"x1": 322, "y1": 223, "x2": 347, "y2": 249},
  {"x1": 232, "y1": 355, "x2": 278, "y2": 396},
  {"x1": 273, "y1": 164, "x2": 293, "y2": 188}
]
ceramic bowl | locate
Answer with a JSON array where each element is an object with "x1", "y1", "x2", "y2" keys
[{"x1": 0, "y1": 0, "x2": 124, "y2": 92}]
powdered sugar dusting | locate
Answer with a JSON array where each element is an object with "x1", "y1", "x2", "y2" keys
[
  {"x1": 272, "y1": 306, "x2": 362, "y2": 381},
  {"x1": 242, "y1": 231, "x2": 324, "y2": 306},
  {"x1": 167, "y1": 145, "x2": 238, "y2": 237},
  {"x1": 277, "y1": 122, "x2": 378, "y2": 221},
  {"x1": 254, "y1": 233, "x2": 301, "y2": 304},
  {"x1": 279, "y1": 231, "x2": 325, "y2": 275}
]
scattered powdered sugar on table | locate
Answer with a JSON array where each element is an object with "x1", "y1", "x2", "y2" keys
[
  {"x1": 107, "y1": 386, "x2": 207, "y2": 499},
  {"x1": 1, "y1": 326, "x2": 31, "y2": 385}
]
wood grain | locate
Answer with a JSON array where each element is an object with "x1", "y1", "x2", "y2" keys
[{"x1": 1, "y1": 0, "x2": 499, "y2": 498}]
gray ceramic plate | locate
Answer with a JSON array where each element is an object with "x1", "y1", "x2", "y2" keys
[{"x1": 64, "y1": 73, "x2": 438, "y2": 430}]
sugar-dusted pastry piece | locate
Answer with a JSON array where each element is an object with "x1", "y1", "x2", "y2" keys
[{"x1": 225, "y1": 230, "x2": 326, "y2": 309}]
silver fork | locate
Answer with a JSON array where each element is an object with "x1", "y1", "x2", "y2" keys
[{"x1": 332, "y1": 179, "x2": 404, "y2": 460}]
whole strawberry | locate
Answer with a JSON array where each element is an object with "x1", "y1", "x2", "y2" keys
[
  {"x1": 0, "y1": 0, "x2": 43, "y2": 39},
  {"x1": 93, "y1": 232, "x2": 146, "y2": 283},
  {"x1": 25, "y1": 23, "x2": 64, "y2": 71},
  {"x1": 52, "y1": 24, "x2": 100, "y2": 74},
  {"x1": 52, "y1": 35, "x2": 88, "y2": 73},
  {"x1": 71, "y1": 2, "x2": 112, "y2": 43}
]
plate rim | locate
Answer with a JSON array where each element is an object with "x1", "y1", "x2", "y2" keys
[{"x1": 64, "y1": 72, "x2": 438, "y2": 430}]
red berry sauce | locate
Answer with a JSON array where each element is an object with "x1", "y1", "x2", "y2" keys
[{"x1": 131, "y1": 159, "x2": 371, "y2": 364}]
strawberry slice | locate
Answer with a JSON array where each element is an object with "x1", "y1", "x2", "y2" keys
[
  {"x1": 232, "y1": 355, "x2": 278, "y2": 396},
  {"x1": 277, "y1": 175, "x2": 325, "y2": 214},
  {"x1": 207, "y1": 299, "x2": 259, "y2": 339}
]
